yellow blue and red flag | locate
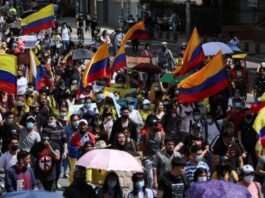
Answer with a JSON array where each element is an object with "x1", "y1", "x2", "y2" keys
[
  {"x1": 111, "y1": 44, "x2": 127, "y2": 75},
  {"x1": 29, "y1": 49, "x2": 52, "y2": 90},
  {"x1": 178, "y1": 51, "x2": 228, "y2": 103},
  {"x1": 82, "y1": 42, "x2": 110, "y2": 87},
  {"x1": 253, "y1": 107, "x2": 265, "y2": 139},
  {"x1": 0, "y1": 53, "x2": 17, "y2": 94},
  {"x1": 173, "y1": 27, "x2": 205, "y2": 77},
  {"x1": 121, "y1": 21, "x2": 145, "y2": 46},
  {"x1": 21, "y1": 4, "x2": 56, "y2": 35}
]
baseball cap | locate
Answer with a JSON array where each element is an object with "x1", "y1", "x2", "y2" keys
[
  {"x1": 161, "y1": 41, "x2": 167, "y2": 46},
  {"x1": 79, "y1": 119, "x2": 88, "y2": 125},
  {"x1": 242, "y1": 164, "x2": 254, "y2": 174},
  {"x1": 26, "y1": 116, "x2": 35, "y2": 123},
  {"x1": 142, "y1": 99, "x2": 150, "y2": 105}
]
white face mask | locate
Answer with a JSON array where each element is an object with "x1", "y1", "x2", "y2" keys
[
  {"x1": 198, "y1": 176, "x2": 207, "y2": 182},
  {"x1": 244, "y1": 175, "x2": 254, "y2": 183}
]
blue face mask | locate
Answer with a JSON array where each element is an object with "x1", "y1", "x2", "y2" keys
[
  {"x1": 143, "y1": 104, "x2": 150, "y2": 110},
  {"x1": 129, "y1": 105, "x2": 134, "y2": 111},
  {"x1": 135, "y1": 181, "x2": 145, "y2": 190},
  {"x1": 107, "y1": 179, "x2": 117, "y2": 188},
  {"x1": 195, "y1": 155, "x2": 203, "y2": 162},
  {"x1": 26, "y1": 122, "x2": 34, "y2": 129},
  {"x1": 84, "y1": 103, "x2": 91, "y2": 109},
  {"x1": 97, "y1": 94, "x2": 103, "y2": 100},
  {"x1": 234, "y1": 102, "x2": 241, "y2": 109},
  {"x1": 72, "y1": 120, "x2": 79, "y2": 128}
]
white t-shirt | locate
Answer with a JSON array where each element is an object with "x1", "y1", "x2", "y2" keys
[
  {"x1": 19, "y1": 128, "x2": 41, "y2": 152},
  {"x1": 17, "y1": 77, "x2": 28, "y2": 95},
  {"x1": 128, "y1": 188, "x2": 153, "y2": 198},
  {"x1": 61, "y1": 27, "x2": 70, "y2": 41},
  {"x1": 0, "y1": 151, "x2": 17, "y2": 170},
  {"x1": 129, "y1": 109, "x2": 144, "y2": 126}
]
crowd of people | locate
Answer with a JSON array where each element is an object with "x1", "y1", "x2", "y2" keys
[{"x1": 0, "y1": 1, "x2": 265, "y2": 198}]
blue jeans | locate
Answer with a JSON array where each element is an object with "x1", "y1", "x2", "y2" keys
[
  {"x1": 62, "y1": 157, "x2": 69, "y2": 175},
  {"x1": 62, "y1": 40, "x2": 69, "y2": 51}
]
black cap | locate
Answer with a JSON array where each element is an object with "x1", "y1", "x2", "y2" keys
[
  {"x1": 190, "y1": 144, "x2": 202, "y2": 153},
  {"x1": 223, "y1": 130, "x2": 233, "y2": 138},
  {"x1": 171, "y1": 157, "x2": 185, "y2": 167}
]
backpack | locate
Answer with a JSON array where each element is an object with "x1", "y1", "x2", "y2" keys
[{"x1": 204, "y1": 120, "x2": 221, "y2": 146}]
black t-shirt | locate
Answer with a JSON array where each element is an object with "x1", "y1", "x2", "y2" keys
[
  {"x1": 213, "y1": 141, "x2": 242, "y2": 170},
  {"x1": 238, "y1": 120, "x2": 258, "y2": 149},
  {"x1": 0, "y1": 124, "x2": 17, "y2": 153},
  {"x1": 158, "y1": 172, "x2": 189, "y2": 198},
  {"x1": 30, "y1": 141, "x2": 60, "y2": 182},
  {"x1": 63, "y1": 183, "x2": 97, "y2": 198}
]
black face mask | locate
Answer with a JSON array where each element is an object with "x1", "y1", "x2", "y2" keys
[
  {"x1": 153, "y1": 127, "x2": 160, "y2": 133},
  {"x1": 10, "y1": 144, "x2": 19, "y2": 151},
  {"x1": 122, "y1": 115, "x2": 129, "y2": 119}
]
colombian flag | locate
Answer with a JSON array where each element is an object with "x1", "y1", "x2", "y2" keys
[
  {"x1": 253, "y1": 107, "x2": 265, "y2": 138},
  {"x1": 173, "y1": 27, "x2": 205, "y2": 77},
  {"x1": 111, "y1": 44, "x2": 127, "y2": 75},
  {"x1": 21, "y1": 4, "x2": 56, "y2": 35},
  {"x1": 130, "y1": 30, "x2": 149, "y2": 40},
  {"x1": 82, "y1": 42, "x2": 110, "y2": 87},
  {"x1": 29, "y1": 49, "x2": 52, "y2": 90},
  {"x1": 178, "y1": 51, "x2": 228, "y2": 103},
  {"x1": 63, "y1": 50, "x2": 73, "y2": 65},
  {"x1": 121, "y1": 21, "x2": 145, "y2": 46},
  {"x1": 0, "y1": 53, "x2": 17, "y2": 94}
]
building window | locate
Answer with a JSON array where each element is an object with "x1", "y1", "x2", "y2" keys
[{"x1": 248, "y1": 0, "x2": 258, "y2": 7}]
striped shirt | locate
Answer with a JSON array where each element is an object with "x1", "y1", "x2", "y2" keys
[{"x1": 184, "y1": 160, "x2": 211, "y2": 183}]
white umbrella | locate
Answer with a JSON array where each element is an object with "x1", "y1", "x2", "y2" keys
[{"x1": 202, "y1": 42, "x2": 233, "y2": 56}]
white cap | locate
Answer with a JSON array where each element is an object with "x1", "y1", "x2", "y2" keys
[
  {"x1": 242, "y1": 164, "x2": 254, "y2": 174},
  {"x1": 79, "y1": 119, "x2": 88, "y2": 125},
  {"x1": 261, "y1": 62, "x2": 265, "y2": 67},
  {"x1": 161, "y1": 41, "x2": 167, "y2": 46},
  {"x1": 142, "y1": 99, "x2": 150, "y2": 105}
]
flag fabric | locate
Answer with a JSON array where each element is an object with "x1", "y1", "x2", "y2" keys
[
  {"x1": 63, "y1": 50, "x2": 73, "y2": 64},
  {"x1": 253, "y1": 107, "x2": 265, "y2": 138},
  {"x1": 21, "y1": 4, "x2": 56, "y2": 35},
  {"x1": 0, "y1": 53, "x2": 17, "y2": 94},
  {"x1": 82, "y1": 42, "x2": 110, "y2": 87},
  {"x1": 29, "y1": 49, "x2": 52, "y2": 90},
  {"x1": 178, "y1": 51, "x2": 228, "y2": 103},
  {"x1": 121, "y1": 21, "x2": 145, "y2": 46},
  {"x1": 173, "y1": 27, "x2": 205, "y2": 77},
  {"x1": 130, "y1": 30, "x2": 149, "y2": 40},
  {"x1": 111, "y1": 44, "x2": 127, "y2": 74}
]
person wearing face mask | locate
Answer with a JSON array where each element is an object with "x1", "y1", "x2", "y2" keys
[
  {"x1": 16, "y1": 69, "x2": 28, "y2": 96},
  {"x1": 238, "y1": 109, "x2": 258, "y2": 166},
  {"x1": 110, "y1": 106, "x2": 138, "y2": 144},
  {"x1": 184, "y1": 145, "x2": 210, "y2": 183},
  {"x1": 128, "y1": 99, "x2": 144, "y2": 128},
  {"x1": 140, "y1": 43, "x2": 154, "y2": 58},
  {"x1": 186, "y1": 109, "x2": 205, "y2": 135},
  {"x1": 100, "y1": 171, "x2": 123, "y2": 198},
  {"x1": 0, "y1": 111, "x2": 18, "y2": 153},
  {"x1": 239, "y1": 165, "x2": 263, "y2": 198},
  {"x1": 95, "y1": 90, "x2": 105, "y2": 110},
  {"x1": 128, "y1": 172, "x2": 153, "y2": 198},
  {"x1": 17, "y1": 116, "x2": 41, "y2": 152},
  {"x1": 0, "y1": 137, "x2": 19, "y2": 171},
  {"x1": 91, "y1": 115, "x2": 104, "y2": 141},
  {"x1": 153, "y1": 138, "x2": 182, "y2": 190},
  {"x1": 79, "y1": 96, "x2": 97, "y2": 124},
  {"x1": 63, "y1": 166, "x2": 97, "y2": 198},
  {"x1": 211, "y1": 156, "x2": 238, "y2": 182},
  {"x1": 102, "y1": 106, "x2": 114, "y2": 142},
  {"x1": 5, "y1": 150, "x2": 36, "y2": 192},
  {"x1": 193, "y1": 167, "x2": 208, "y2": 183},
  {"x1": 140, "y1": 99, "x2": 153, "y2": 122}
]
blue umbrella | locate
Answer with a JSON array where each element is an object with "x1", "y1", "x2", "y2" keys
[
  {"x1": 186, "y1": 180, "x2": 251, "y2": 198},
  {"x1": 227, "y1": 43, "x2": 242, "y2": 53},
  {"x1": 2, "y1": 190, "x2": 63, "y2": 198}
]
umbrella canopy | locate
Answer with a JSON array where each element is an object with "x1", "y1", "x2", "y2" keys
[
  {"x1": 227, "y1": 43, "x2": 242, "y2": 53},
  {"x1": 131, "y1": 63, "x2": 161, "y2": 74},
  {"x1": 202, "y1": 42, "x2": 233, "y2": 56},
  {"x1": 160, "y1": 73, "x2": 189, "y2": 83},
  {"x1": 186, "y1": 180, "x2": 251, "y2": 198},
  {"x1": 72, "y1": 48, "x2": 94, "y2": 60},
  {"x1": 76, "y1": 149, "x2": 143, "y2": 172},
  {"x1": 2, "y1": 190, "x2": 63, "y2": 198}
]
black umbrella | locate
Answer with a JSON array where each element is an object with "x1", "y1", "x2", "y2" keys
[
  {"x1": 20, "y1": 10, "x2": 36, "y2": 18},
  {"x1": 72, "y1": 48, "x2": 94, "y2": 60}
]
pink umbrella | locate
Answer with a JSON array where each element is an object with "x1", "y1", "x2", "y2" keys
[{"x1": 76, "y1": 149, "x2": 143, "y2": 172}]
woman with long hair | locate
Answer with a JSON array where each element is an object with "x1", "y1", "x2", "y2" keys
[{"x1": 101, "y1": 172, "x2": 123, "y2": 198}]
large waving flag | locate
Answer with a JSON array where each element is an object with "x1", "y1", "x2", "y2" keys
[
  {"x1": 0, "y1": 54, "x2": 17, "y2": 94},
  {"x1": 111, "y1": 44, "x2": 127, "y2": 75},
  {"x1": 82, "y1": 42, "x2": 110, "y2": 87},
  {"x1": 121, "y1": 21, "x2": 145, "y2": 46},
  {"x1": 29, "y1": 49, "x2": 52, "y2": 90},
  {"x1": 178, "y1": 51, "x2": 228, "y2": 103},
  {"x1": 253, "y1": 107, "x2": 265, "y2": 139},
  {"x1": 21, "y1": 4, "x2": 56, "y2": 35},
  {"x1": 130, "y1": 30, "x2": 149, "y2": 40},
  {"x1": 173, "y1": 27, "x2": 205, "y2": 77},
  {"x1": 63, "y1": 50, "x2": 73, "y2": 65}
]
